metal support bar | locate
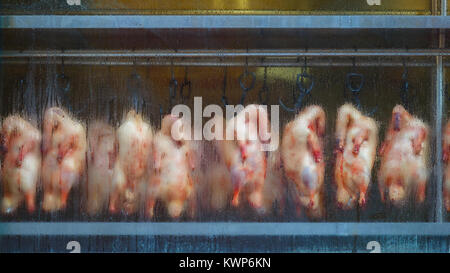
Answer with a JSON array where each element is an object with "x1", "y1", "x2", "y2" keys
[
  {"x1": 0, "y1": 58, "x2": 438, "y2": 67},
  {"x1": 1, "y1": 222, "x2": 450, "y2": 236},
  {"x1": 434, "y1": 0, "x2": 447, "y2": 223},
  {"x1": 1, "y1": 49, "x2": 449, "y2": 58},
  {"x1": 1, "y1": 15, "x2": 450, "y2": 29},
  {"x1": 435, "y1": 55, "x2": 444, "y2": 223},
  {"x1": 443, "y1": 0, "x2": 448, "y2": 16}
]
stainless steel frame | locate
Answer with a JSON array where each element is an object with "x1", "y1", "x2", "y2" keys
[
  {"x1": 0, "y1": 5, "x2": 450, "y2": 252},
  {"x1": 1, "y1": 15, "x2": 450, "y2": 29},
  {"x1": 1, "y1": 58, "x2": 442, "y2": 67},
  {"x1": 434, "y1": 1, "x2": 447, "y2": 223},
  {"x1": 2, "y1": 49, "x2": 450, "y2": 58},
  {"x1": 0, "y1": 222, "x2": 450, "y2": 236},
  {"x1": 435, "y1": 55, "x2": 444, "y2": 223}
]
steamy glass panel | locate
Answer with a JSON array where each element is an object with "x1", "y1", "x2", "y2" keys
[{"x1": 0, "y1": 60, "x2": 436, "y2": 222}]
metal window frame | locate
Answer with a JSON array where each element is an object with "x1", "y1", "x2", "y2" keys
[
  {"x1": 434, "y1": 0, "x2": 447, "y2": 223},
  {"x1": 1, "y1": 15, "x2": 450, "y2": 29},
  {"x1": 0, "y1": 222, "x2": 449, "y2": 236},
  {"x1": 0, "y1": 4, "x2": 450, "y2": 250}
]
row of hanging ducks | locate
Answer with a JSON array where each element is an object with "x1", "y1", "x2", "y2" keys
[{"x1": 1, "y1": 102, "x2": 447, "y2": 220}]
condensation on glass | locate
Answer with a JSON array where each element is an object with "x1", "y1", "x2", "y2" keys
[{"x1": 0, "y1": 56, "x2": 440, "y2": 223}]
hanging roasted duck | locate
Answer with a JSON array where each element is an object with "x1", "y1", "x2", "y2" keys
[
  {"x1": 196, "y1": 126, "x2": 233, "y2": 214},
  {"x1": 86, "y1": 121, "x2": 116, "y2": 216},
  {"x1": 262, "y1": 150, "x2": 285, "y2": 215},
  {"x1": 201, "y1": 162, "x2": 233, "y2": 213},
  {"x1": 203, "y1": 113, "x2": 283, "y2": 215},
  {"x1": 42, "y1": 107, "x2": 86, "y2": 212},
  {"x1": 215, "y1": 104, "x2": 270, "y2": 214},
  {"x1": 378, "y1": 105, "x2": 429, "y2": 206},
  {"x1": 109, "y1": 110, "x2": 153, "y2": 215},
  {"x1": 1, "y1": 116, "x2": 41, "y2": 214},
  {"x1": 334, "y1": 104, "x2": 378, "y2": 209},
  {"x1": 146, "y1": 114, "x2": 196, "y2": 219},
  {"x1": 281, "y1": 105, "x2": 325, "y2": 218}
]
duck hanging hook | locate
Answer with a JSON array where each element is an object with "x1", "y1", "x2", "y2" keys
[
  {"x1": 180, "y1": 66, "x2": 192, "y2": 104},
  {"x1": 159, "y1": 60, "x2": 177, "y2": 124},
  {"x1": 221, "y1": 66, "x2": 229, "y2": 107},
  {"x1": 259, "y1": 66, "x2": 269, "y2": 105},
  {"x1": 168, "y1": 59, "x2": 178, "y2": 110},
  {"x1": 57, "y1": 55, "x2": 71, "y2": 109},
  {"x1": 127, "y1": 58, "x2": 144, "y2": 113},
  {"x1": 58, "y1": 56, "x2": 70, "y2": 93},
  {"x1": 279, "y1": 56, "x2": 314, "y2": 113},
  {"x1": 345, "y1": 57, "x2": 364, "y2": 110},
  {"x1": 345, "y1": 55, "x2": 377, "y2": 116},
  {"x1": 400, "y1": 58, "x2": 410, "y2": 111},
  {"x1": 15, "y1": 77, "x2": 27, "y2": 114},
  {"x1": 239, "y1": 56, "x2": 256, "y2": 105}
]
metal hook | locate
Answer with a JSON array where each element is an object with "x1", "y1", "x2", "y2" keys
[
  {"x1": 345, "y1": 56, "x2": 376, "y2": 115},
  {"x1": 239, "y1": 57, "x2": 256, "y2": 105},
  {"x1": 61, "y1": 55, "x2": 65, "y2": 75},
  {"x1": 57, "y1": 56, "x2": 71, "y2": 95},
  {"x1": 56, "y1": 55, "x2": 71, "y2": 110},
  {"x1": 131, "y1": 57, "x2": 138, "y2": 75},
  {"x1": 259, "y1": 66, "x2": 269, "y2": 105},
  {"x1": 222, "y1": 66, "x2": 229, "y2": 107},
  {"x1": 279, "y1": 97, "x2": 301, "y2": 113},
  {"x1": 280, "y1": 57, "x2": 314, "y2": 112},
  {"x1": 346, "y1": 73, "x2": 364, "y2": 93},
  {"x1": 169, "y1": 60, "x2": 178, "y2": 109},
  {"x1": 14, "y1": 78, "x2": 27, "y2": 113},
  {"x1": 18, "y1": 78, "x2": 26, "y2": 93},
  {"x1": 400, "y1": 58, "x2": 410, "y2": 110},
  {"x1": 346, "y1": 72, "x2": 364, "y2": 109},
  {"x1": 128, "y1": 59, "x2": 142, "y2": 85},
  {"x1": 127, "y1": 59, "x2": 143, "y2": 112},
  {"x1": 347, "y1": 50, "x2": 364, "y2": 91},
  {"x1": 297, "y1": 58, "x2": 314, "y2": 95},
  {"x1": 401, "y1": 58, "x2": 409, "y2": 86},
  {"x1": 346, "y1": 55, "x2": 364, "y2": 106},
  {"x1": 180, "y1": 66, "x2": 192, "y2": 104}
]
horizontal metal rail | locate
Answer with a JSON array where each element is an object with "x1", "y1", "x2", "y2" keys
[
  {"x1": 2, "y1": 49, "x2": 450, "y2": 58},
  {"x1": 1, "y1": 15, "x2": 450, "y2": 29},
  {"x1": 0, "y1": 59, "x2": 439, "y2": 67},
  {"x1": 1, "y1": 222, "x2": 450, "y2": 236},
  {"x1": 434, "y1": 0, "x2": 446, "y2": 223},
  {"x1": 1, "y1": 49, "x2": 448, "y2": 67}
]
